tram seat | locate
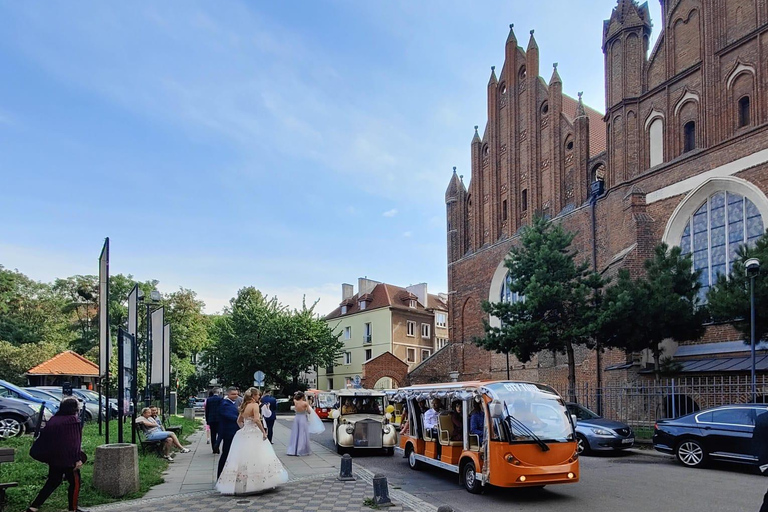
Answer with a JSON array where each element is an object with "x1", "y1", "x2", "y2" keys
[
  {"x1": 468, "y1": 434, "x2": 480, "y2": 452},
  {"x1": 438, "y1": 415, "x2": 462, "y2": 447},
  {"x1": 422, "y1": 415, "x2": 434, "y2": 442}
]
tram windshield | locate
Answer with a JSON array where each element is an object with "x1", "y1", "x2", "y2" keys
[{"x1": 486, "y1": 382, "x2": 573, "y2": 443}]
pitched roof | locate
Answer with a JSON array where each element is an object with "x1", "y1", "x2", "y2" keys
[
  {"x1": 26, "y1": 350, "x2": 100, "y2": 377},
  {"x1": 325, "y1": 283, "x2": 445, "y2": 320},
  {"x1": 562, "y1": 95, "x2": 607, "y2": 157}
]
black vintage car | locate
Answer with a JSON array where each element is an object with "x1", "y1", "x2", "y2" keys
[{"x1": 653, "y1": 403, "x2": 768, "y2": 468}]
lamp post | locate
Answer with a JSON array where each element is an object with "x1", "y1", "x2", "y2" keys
[
  {"x1": 137, "y1": 289, "x2": 162, "y2": 407},
  {"x1": 746, "y1": 258, "x2": 760, "y2": 402}
]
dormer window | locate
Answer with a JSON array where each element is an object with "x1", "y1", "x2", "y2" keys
[
  {"x1": 409, "y1": 299, "x2": 417, "y2": 309},
  {"x1": 359, "y1": 301, "x2": 366, "y2": 310},
  {"x1": 341, "y1": 305, "x2": 348, "y2": 315}
]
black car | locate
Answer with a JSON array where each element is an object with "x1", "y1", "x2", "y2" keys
[
  {"x1": 0, "y1": 396, "x2": 48, "y2": 438},
  {"x1": 653, "y1": 403, "x2": 768, "y2": 468}
]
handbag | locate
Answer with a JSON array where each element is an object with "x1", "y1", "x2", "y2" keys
[
  {"x1": 29, "y1": 436, "x2": 47, "y2": 463},
  {"x1": 307, "y1": 406, "x2": 325, "y2": 435},
  {"x1": 261, "y1": 403, "x2": 272, "y2": 419}
]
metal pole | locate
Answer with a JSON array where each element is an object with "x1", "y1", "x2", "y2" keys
[
  {"x1": 751, "y1": 274, "x2": 757, "y2": 403},
  {"x1": 117, "y1": 328, "x2": 124, "y2": 443},
  {"x1": 132, "y1": 330, "x2": 138, "y2": 444},
  {"x1": 145, "y1": 303, "x2": 152, "y2": 407},
  {"x1": 506, "y1": 352, "x2": 510, "y2": 380}
]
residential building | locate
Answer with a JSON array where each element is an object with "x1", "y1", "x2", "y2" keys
[{"x1": 321, "y1": 278, "x2": 448, "y2": 390}]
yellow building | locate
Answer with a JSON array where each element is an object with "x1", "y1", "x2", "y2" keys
[{"x1": 320, "y1": 278, "x2": 448, "y2": 390}]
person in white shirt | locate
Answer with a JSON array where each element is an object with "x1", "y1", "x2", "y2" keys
[{"x1": 423, "y1": 399, "x2": 441, "y2": 433}]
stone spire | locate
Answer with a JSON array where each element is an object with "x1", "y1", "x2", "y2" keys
[
  {"x1": 527, "y1": 29, "x2": 538, "y2": 51},
  {"x1": 471, "y1": 125, "x2": 481, "y2": 144},
  {"x1": 549, "y1": 62, "x2": 562, "y2": 86},
  {"x1": 506, "y1": 23, "x2": 517, "y2": 45},
  {"x1": 576, "y1": 91, "x2": 586, "y2": 117},
  {"x1": 488, "y1": 65, "x2": 498, "y2": 86}
]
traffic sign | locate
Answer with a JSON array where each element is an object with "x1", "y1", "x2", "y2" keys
[
  {"x1": 253, "y1": 371, "x2": 266, "y2": 386},
  {"x1": 353, "y1": 375, "x2": 362, "y2": 388}
]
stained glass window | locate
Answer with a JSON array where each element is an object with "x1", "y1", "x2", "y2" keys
[
  {"x1": 500, "y1": 273, "x2": 523, "y2": 304},
  {"x1": 679, "y1": 191, "x2": 764, "y2": 300}
]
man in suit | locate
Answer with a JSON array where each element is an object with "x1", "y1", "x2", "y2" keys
[
  {"x1": 753, "y1": 409, "x2": 768, "y2": 512},
  {"x1": 205, "y1": 389, "x2": 223, "y2": 454},
  {"x1": 217, "y1": 387, "x2": 241, "y2": 479},
  {"x1": 260, "y1": 390, "x2": 278, "y2": 444}
]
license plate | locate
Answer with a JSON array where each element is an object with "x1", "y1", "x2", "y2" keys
[{"x1": 622, "y1": 438, "x2": 634, "y2": 444}]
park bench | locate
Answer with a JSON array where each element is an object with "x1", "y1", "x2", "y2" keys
[
  {"x1": 163, "y1": 415, "x2": 182, "y2": 435},
  {"x1": 136, "y1": 427, "x2": 164, "y2": 456},
  {"x1": 0, "y1": 448, "x2": 18, "y2": 512}
]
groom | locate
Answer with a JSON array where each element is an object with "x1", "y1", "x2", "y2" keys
[
  {"x1": 217, "y1": 386, "x2": 241, "y2": 479},
  {"x1": 261, "y1": 390, "x2": 277, "y2": 444}
]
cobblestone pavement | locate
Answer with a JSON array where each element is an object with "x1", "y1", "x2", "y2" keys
[{"x1": 88, "y1": 418, "x2": 433, "y2": 512}]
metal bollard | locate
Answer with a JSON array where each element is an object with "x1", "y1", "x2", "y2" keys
[
  {"x1": 372, "y1": 474, "x2": 393, "y2": 507},
  {"x1": 437, "y1": 507, "x2": 454, "y2": 512},
  {"x1": 338, "y1": 453, "x2": 355, "y2": 481}
]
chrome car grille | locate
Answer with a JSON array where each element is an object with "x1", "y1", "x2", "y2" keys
[
  {"x1": 615, "y1": 428, "x2": 631, "y2": 437},
  {"x1": 353, "y1": 420, "x2": 382, "y2": 448}
]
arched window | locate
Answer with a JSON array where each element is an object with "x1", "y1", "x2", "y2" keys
[
  {"x1": 519, "y1": 66, "x2": 527, "y2": 80},
  {"x1": 521, "y1": 189, "x2": 528, "y2": 211},
  {"x1": 679, "y1": 191, "x2": 764, "y2": 299},
  {"x1": 738, "y1": 96, "x2": 751, "y2": 128},
  {"x1": 500, "y1": 273, "x2": 523, "y2": 304},
  {"x1": 541, "y1": 101, "x2": 549, "y2": 115},
  {"x1": 648, "y1": 118, "x2": 664, "y2": 167},
  {"x1": 683, "y1": 121, "x2": 696, "y2": 153}
]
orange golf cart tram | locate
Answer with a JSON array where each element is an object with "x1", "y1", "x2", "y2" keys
[
  {"x1": 305, "y1": 389, "x2": 337, "y2": 420},
  {"x1": 393, "y1": 380, "x2": 579, "y2": 493}
]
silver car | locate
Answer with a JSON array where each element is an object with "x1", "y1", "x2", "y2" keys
[{"x1": 566, "y1": 402, "x2": 635, "y2": 454}]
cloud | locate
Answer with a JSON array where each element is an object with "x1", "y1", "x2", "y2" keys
[{"x1": 382, "y1": 209, "x2": 398, "y2": 218}]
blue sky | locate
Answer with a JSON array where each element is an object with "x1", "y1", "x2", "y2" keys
[{"x1": 0, "y1": 1, "x2": 661, "y2": 315}]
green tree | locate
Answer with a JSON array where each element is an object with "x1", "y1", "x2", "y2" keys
[
  {"x1": 708, "y1": 233, "x2": 768, "y2": 344},
  {"x1": 0, "y1": 340, "x2": 66, "y2": 385},
  {"x1": 214, "y1": 288, "x2": 343, "y2": 391},
  {"x1": 600, "y1": 243, "x2": 708, "y2": 376},
  {"x1": 476, "y1": 215, "x2": 603, "y2": 401},
  {"x1": 52, "y1": 275, "x2": 98, "y2": 355}
]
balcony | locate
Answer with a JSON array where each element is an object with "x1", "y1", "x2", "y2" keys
[{"x1": 363, "y1": 335, "x2": 372, "y2": 343}]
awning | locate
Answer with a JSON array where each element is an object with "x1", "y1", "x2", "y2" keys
[{"x1": 643, "y1": 355, "x2": 768, "y2": 374}]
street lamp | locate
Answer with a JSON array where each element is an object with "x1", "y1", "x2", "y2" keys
[
  {"x1": 137, "y1": 289, "x2": 162, "y2": 407},
  {"x1": 746, "y1": 258, "x2": 760, "y2": 403}
]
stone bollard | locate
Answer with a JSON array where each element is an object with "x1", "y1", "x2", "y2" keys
[
  {"x1": 93, "y1": 443, "x2": 139, "y2": 497},
  {"x1": 183, "y1": 408, "x2": 195, "y2": 420},
  {"x1": 437, "y1": 507, "x2": 454, "y2": 512},
  {"x1": 338, "y1": 453, "x2": 355, "y2": 481},
  {"x1": 372, "y1": 474, "x2": 393, "y2": 507}
]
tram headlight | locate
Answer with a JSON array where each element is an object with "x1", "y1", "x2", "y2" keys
[
  {"x1": 518, "y1": 475, "x2": 526, "y2": 482},
  {"x1": 346, "y1": 425, "x2": 354, "y2": 435},
  {"x1": 567, "y1": 472, "x2": 575, "y2": 479},
  {"x1": 505, "y1": 453, "x2": 521, "y2": 465}
]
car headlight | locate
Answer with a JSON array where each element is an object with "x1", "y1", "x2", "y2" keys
[
  {"x1": 346, "y1": 425, "x2": 354, "y2": 435},
  {"x1": 590, "y1": 428, "x2": 614, "y2": 437},
  {"x1": 383, "y1": 425, "x2": 392, "y2": 434}
]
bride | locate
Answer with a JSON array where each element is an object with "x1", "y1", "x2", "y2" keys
[{"x1": 215, "y1": 387, "x2": 289, "y2": 495}]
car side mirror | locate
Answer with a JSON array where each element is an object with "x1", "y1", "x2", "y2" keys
[
  {"x1": 571, "y1": 414, "x2": 578, "y2": 427},
  {"x1": 489, "y1": 400, "x2": 503, "y2": 418}
]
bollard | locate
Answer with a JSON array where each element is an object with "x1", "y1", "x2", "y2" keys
[
  {"x1": 372, "y1": 474, "x2": 394, "y2": 507},
  {"x1": 338, "y1": 453, "x2": 355, "y2": 481},
  {"x1": 437, "y1": 507, "x2": 454, "y2": 512}
]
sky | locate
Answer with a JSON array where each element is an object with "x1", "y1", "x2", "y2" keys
[{"x1": 0, "y1": 0, "x2": 662, "y2": 316}]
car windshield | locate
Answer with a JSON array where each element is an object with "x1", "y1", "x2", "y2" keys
[
  {"x1": 318, "y1": 393, "x2": 336, "y2": 408},
  {"x1": 568, "y1": 403, "x2": 600, "y2": 420},
  {"x1": 340, "y1": 396, "x2": 384, "y2": 415},
  {"x1": 487, "y1": 382, "x2": 573, "y2": 443}
]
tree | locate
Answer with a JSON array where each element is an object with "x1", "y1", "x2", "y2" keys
[
  {"x1": 52, "y1": 275, "x2": 98, "y2": 355},
  {"x1": 708, "y1": 232, "x2": 768, "y2": 344},
  {"x1": 214, "y1": 288, "x2": 343, "y2": 392},
  {"x1": 600, "y1": 243, "x2": 708, "y2": 376},
  {"x1": 476, "y1": 215, "x2": 604, "y2": 401},
  {"x1": 0, "y1": 340, "x2": 66, "y2": 385}
]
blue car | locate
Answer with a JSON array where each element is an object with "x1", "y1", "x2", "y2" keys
[
  {"x1": 566, "y1": 402, "x2": 635, "y2": 454},
  {"x1": 0, "y1": 380, "x2": 58, "y2": 414}
]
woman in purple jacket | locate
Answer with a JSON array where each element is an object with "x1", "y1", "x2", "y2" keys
[{"x1": 26, "y1": 396, "x2": 86, "y2": 512}]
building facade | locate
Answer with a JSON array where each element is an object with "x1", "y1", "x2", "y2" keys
[
  {"x1": 321, "y1": 278, "x2": 448, "y2": 390},
  {"x1": 411, "y1": 0, "x2": 768, "y2": 392}
]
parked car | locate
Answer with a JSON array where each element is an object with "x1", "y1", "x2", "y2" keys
[
  {"x1": 331, "y1": 389, "x2": 396, "y2": 455},
  {"x1": 0, "y1": 379, "x2": 58, "y2": 414},
  {"x1": 653, "y1": 403, "x2": 768, "y2": 468},
  {"x1": 34, "y1": 387, "x2": 101, "y2": 421},
  {"x1": 0, "y1": 396, "x2": 50, "y2": 438},
  {"x1": 566, "y1": 402, "x2": 635, "y2": 454}
]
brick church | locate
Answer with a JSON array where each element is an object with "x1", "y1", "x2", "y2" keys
[{"x1": 409, "y1": 0, "x2": 768, "y2": 392}]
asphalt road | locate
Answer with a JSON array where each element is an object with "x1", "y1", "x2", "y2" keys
[{"x1": 278, "y1": 417, "x2": 767, "y2": 512}]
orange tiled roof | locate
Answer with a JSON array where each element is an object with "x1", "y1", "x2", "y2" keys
[
  {"x1": 562, "y1": 95, "x2": 607, "y2": 158},
  {"x1": 26, "y1": 350, "x2": 99, "y2": 377}
]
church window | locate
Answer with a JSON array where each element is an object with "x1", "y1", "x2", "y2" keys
[
  {"x1": 738, "y1": 96, "x2": 751, "y2": 128},
  {"x1": 502, "y1": 199, "x2": 508, "y2": 221},
  {"x1": 500, "y1": 83, "x2": 507, "y2": 95},
  {"x1": 566, "y1": 140, "x2": 574, "y2": 151},
  {"x1": 519, "y1": 66, "x2": 526, "y2": 80},
  {"x1": 521, "y1": 189, "x2": 528, "y2": 211},
  {"x1": 679, "y1": 191, "x2": 764, "y2": 301},
  {"x1": 683, "y1": 121, "x2": 696, "y2": 153},
  {"x1": 541, "y1": 102, "x2": 549, "y2": 114},
  {"x1": 649, "y1": 118, "x2": 664, "y2": 167},
  {"x1": 500, "y1": 273, "x2": 524, "y2": 305},
  {"x1": 483, "y1": 144, "x2": 490, "y2": 156}
]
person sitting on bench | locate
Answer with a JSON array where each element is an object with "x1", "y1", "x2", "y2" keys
[{"x1": 136, "y1": 407, "x2": 189, "y2": 461}]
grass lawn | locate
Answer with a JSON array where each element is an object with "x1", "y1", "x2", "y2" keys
[{"x1": 0, "y1": 415, "x2": 200, "y2": 511}]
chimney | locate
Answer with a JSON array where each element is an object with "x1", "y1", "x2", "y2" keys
[
  {"x1": 406, "y1": 283, "x2": 428, "y2": 307},
  {"x1": 358, "y1": 277, "x2": 380, "y2": 296},
  {"x1": 342, "y1": 283, "x2": 354, "y2": 300}
]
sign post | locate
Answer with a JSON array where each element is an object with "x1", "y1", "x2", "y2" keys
[{"x1": 253, "y1": 371, "x2": 265, "y2": 391}]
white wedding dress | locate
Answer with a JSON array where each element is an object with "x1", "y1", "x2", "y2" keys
[{"x1": 215, "y1": 418, "x2": 289, "y2": 495}]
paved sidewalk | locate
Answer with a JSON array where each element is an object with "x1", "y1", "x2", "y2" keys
[{"x1": 90, "y1": 419, "x2": 434, "y2": 512}]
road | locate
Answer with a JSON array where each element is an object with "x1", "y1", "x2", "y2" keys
[{"x1": 278, "y1": 417, "x2": 767, "y2": 512}]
